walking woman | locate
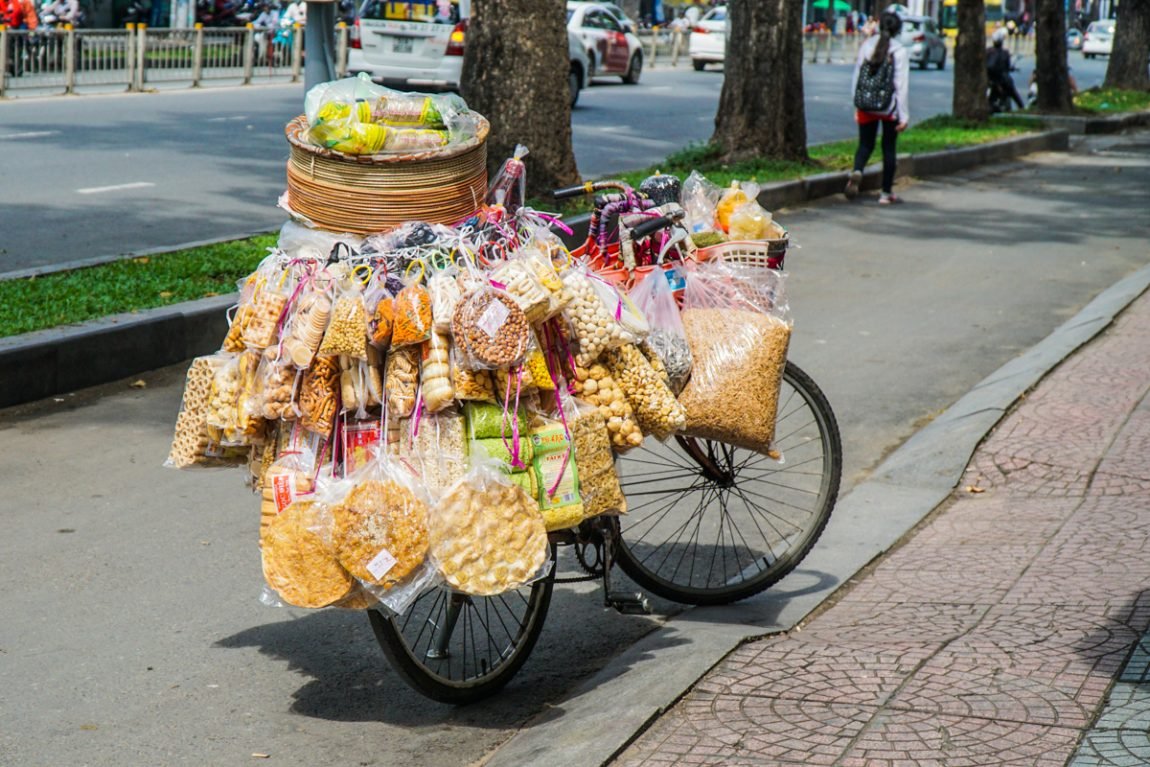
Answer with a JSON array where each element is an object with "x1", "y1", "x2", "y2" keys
[{"x1": 844, "y1": 10, "x2": 910, "y2": 205}]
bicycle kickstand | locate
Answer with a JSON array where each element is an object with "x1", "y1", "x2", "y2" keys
[{"x1": 599, "y1": 522, "x2": 651, "y2": 616}]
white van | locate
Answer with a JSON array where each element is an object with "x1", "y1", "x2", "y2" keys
[{"x1": 348, "y1": 0, "x2": 590, "y2": 105}]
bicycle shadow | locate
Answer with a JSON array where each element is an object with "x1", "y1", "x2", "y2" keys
[{"x1": 212, "y1": 555, "x2": 683, "y2": 727}]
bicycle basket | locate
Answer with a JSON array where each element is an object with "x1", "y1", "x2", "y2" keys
[{"x1": 696, "y1": 232, "x2": 789, "y2": 271}]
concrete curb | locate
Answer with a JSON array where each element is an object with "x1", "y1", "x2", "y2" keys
[
  {"x1": 995, "y1": 107, "x2": 1150, "y2": 135},
  {"x1": 0, "y1": 130, "x2": 1072, "y2": 411},
  {"x1": 480, "y1": 263, "x2": 1150, "y2": 767},
  {"x1": 0, "y1": 295, "x2": 234, "y2": 409}
]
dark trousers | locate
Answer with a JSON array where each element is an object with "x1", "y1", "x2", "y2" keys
[{"x1": 854, "y1": 119, "x2": 899, "y2": 194}]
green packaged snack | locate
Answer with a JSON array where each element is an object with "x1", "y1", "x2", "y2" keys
[{"x1": 529, "y1": 420, "x2": 584, "y2": 531}]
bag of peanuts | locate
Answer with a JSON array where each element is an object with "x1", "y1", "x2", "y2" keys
[
  {"x1": 451, "y1": 287, "x2": 531, "y2": 370},
  {"x1": 676, "y1": 259, "x2": 792, "y2": 453},
  {"x1": 629, "y1": 267, "x2": 693, "y2": 395}
]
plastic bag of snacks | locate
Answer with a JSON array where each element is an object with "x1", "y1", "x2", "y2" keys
[
  {"x1": 261, "y1": 494, "x2": 358, "y2": 609},
  {"x1": 452, "y1": 347, "x2": 496, "y2": 402},
  {"x1": 259, "y1": 442, "x2": 318, "y2": 535},
  {"x1": 370, "y1": 290, "x2": 395, "y2": 349},
  {"x1": 166, "y1": 355, "x2": 250, "y2": 469},
  {"x1": 385, "y1": 346, "x2": 420, "y2": 418},
  {"x1": 281, "y1": 284, "x2": 333, "y2": 369},
  {"x1": 255, "y1": 352, "x2": 299, "y2": 422},
  {"x1": 571, "y1": 362, "x2": 643, "y2": 452},
  {"x1": 629, "y1": 268, "x2": 693, "y2": 395},
  {"x1": 568, "y1": 397, "x2": 626, "y2": 518},
  {"x1": 391, "y1": 272, "x2": 434, "y2": 348},
  {"x1": 428, "y1": 458, "x2": 550, "y2": 596},
  {"x1": 411, "y1": 408, "x2": 467, "y2": 497},
  {"x1": 677, "y1": 260, "x2": 792, "y2": 452},
  {"x1": 452, "y1": 287, "x2": 530, "y2": 370},
  {"x1": 304, "y1": 74, "x2": 476, "y2": 155},
  {"x1": 428, "y1": 268, "x2": 462, "y2": 335},
  {"x1": 491, "y1": 258, "x2": 552, "y2": 325},
  {"x1": 714, "y1": 180, "x2": 760, "y2": 234},
  {"x1": 681, "y1": 170, "x2": 722, "y2": 235},
  {"x1": 318, "y1": 281, "x2": 369, "y2": 360},
  {"x1": 329, "y1": 457, "x2": 432, "y2": 592},
  {"x1": 223, "y1": 277, "x2": 260, "y2": 353},
  {"x1": 420, "y1": 330, "x2": 455, "y2": 413},
  {"x1": 528, "y1": 414, "x2": 585, "y2": 531},
  {"x1": 561, "y1": 266, "x2": 646, "y2": 367},
  {"x1": 603, "y1": 343, "x2": 685, "y2": 441},
  {"x1": 299, "y1": 355, "x2": 341, "y2": 436},
  {"x1": 486, "y1": 144, "x2": 528, "y2": 211}
]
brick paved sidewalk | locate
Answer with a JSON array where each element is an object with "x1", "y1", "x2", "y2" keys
[{"x1": 613, "y1": 289, "x2": 1150, "y2": 766}]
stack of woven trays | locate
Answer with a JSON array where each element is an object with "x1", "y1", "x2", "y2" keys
[{"x1": 284, "y1": 114, "x2": 490, "y2": 235}]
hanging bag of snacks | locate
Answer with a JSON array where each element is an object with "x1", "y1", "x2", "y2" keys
[
  {"x1": 629, "y1": 267, "x2": 693, "y2": 395},
  {"x1": 390, "y1": 262, "x2": 434, "y2": 348},
  {"x1": 677, "y1": 260, "x2": 792, "y2": 453}
]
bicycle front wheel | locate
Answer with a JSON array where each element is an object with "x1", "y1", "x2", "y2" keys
[
  {"x1": 369, "y1": 546, "x2": 556, "y2": 705},
  {"x1": 614, "y1": 361, "x2": 841, "y2": 606}
]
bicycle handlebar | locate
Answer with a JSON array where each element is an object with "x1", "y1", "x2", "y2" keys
[
  {"x1": 552, "y1": 179, "x2": 636, "y2": 200},
  {"x1": 629, "y1": 215, "x2": 675, "y2": 240}
]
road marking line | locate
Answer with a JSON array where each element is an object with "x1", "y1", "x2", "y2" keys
[
  {"x1": 76, "y1": 182, "x2": 156, "y2": 195},
  {"x1": 0, "y1": 131, "x2": 60, "y2": 140},
  {"x1": 206, "y1": 115, "x2": 250, "y2": 122}
]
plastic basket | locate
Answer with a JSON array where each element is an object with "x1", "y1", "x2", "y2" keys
[
  {"x1": 283, "y1": 115, "x2": 489, "y2": 235},
  {"x1": 696, "y1": 233, "x2": 789, "y2": 271}
]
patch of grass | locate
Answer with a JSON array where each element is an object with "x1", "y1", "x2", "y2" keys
[
  {"x1": 538, "y1": 113, "x2": 1040, "y2": 214},
  {"x1": 1074, "y1": 87, "x2": 1150, "y2": 114},
  {"x1": 0, "y1": 235, "x2": 275, "y2": 339}
]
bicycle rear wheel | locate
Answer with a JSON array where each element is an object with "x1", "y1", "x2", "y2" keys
[
  {"x1": 369, "y1": 546, "x2": 556, "y2": 704},
  {"x1": 614, "y1": 361, "x2": 841, "y2": 606}
]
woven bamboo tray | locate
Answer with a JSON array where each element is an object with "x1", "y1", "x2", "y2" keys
[{"x1": 284, "y1": 114, "x2": 490, "y2": 235}]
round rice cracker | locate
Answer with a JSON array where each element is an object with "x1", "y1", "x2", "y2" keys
[
  {"x1": 261, "y1": 501, "x2": 356, "y2": 608},
  {"x1": 431, "y1": 481, "x2": 548, "y2": 597},
  {"x1": 332, "y1": 479, "x2": 430, "y2": 588}
]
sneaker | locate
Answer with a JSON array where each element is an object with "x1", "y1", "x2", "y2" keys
[
  {"x1": 878, "y1": 193, "x2": 903, "y2": 205},
  {"x1": 844, "y1": 170, "x2": 862, "y2": 199}
]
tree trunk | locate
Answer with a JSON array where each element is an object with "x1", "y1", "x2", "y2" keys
[
  {"x1": 460, "y1": 0, "x2": 579, "y2": 200},
  {"x1": 1034, "y1": 0, "x2": 1073, "y2": 112},
  {"x1": 711, "y1": 0, "x2": 807, "y2": 163},
  {"x1": 952, "y1": 0, "x2": 989, "y2": 121},
  {"x1": 1104, "y1": 0, "x2": 1150, "y2": 91}
]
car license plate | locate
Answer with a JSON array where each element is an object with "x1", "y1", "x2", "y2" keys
[{"x1": 393, "y1": 37, "x2": 413, "y2": 53}]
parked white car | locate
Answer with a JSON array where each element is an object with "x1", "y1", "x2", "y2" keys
[
  {"x1": 1081, "y1": 19, "x2": 1115, "y2": 58},
  {"x1": 688, "y1": 5, "x2": 725, "y2": 71},
  {"x1": 567, "y1": 1, "x2": 644, "y2": 83},
  {"x1": 899, "y1": 15, "x2": 946, "y2": 70},
  {"x1": 348, "y1": 0, "x2": 590, "y2": 106}
]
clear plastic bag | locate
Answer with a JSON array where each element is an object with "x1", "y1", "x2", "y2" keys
[
  {"x1": 391, "y1": 278, "x2": 434, "y2": 349},
  {"x1": 603, "y1": 343, "x2": 686, "y2": 441},
  {"x1": 411, "y1": 408, "x2": 467, "y2": 498},
  {"x1": 318, "y1": 283, "x2": 369, "y2": 360},
  {"x1": 385, "y1": 346, "x2": 420, "y2": 418},
  {"x1": 572, "y1": 362, "x2": 644, "y2": 452},
  {"x1": 715, "y1": 180, "x2": 760, "y2": 234},
  {"x1": 527, "y1": 414, "x2": 585, "y2": 531},
  {"x1": 485, "y1": 144, "x2": 528, "y2": 211},
  {"x1": 257, "y1": 352, "x2": 299, "y2": 422},
  {"x1": 428, "y1": 460, "x2": 550, "y2": 596},
  {"x1": 281, "y1": 286, "x2": 333, "y2": 369},
  {"x1": 728, "y1": 199, "x2": 774, "y2": 240},
  {"x1": 299, "y1": 355, "x2": 340, "y2": 437},
  {"x1": 260, "y1": 495, "x2": 358, "y2": 609},
  {"x1": 241, "y1": 271, "x2": 293, "y2": 352},
  {"x1": 260, "y1": 444, "x2": 318, "y2": 535},
  {"x1": 451, "y1": 348, "x2": 496, "y2": 402},
  {"x1": 569, "y1": 397, "x2": 626, "y2": 519},
  {"x1": 677, "y1": 260, "x2": 792, "y2": 452},
  {"x1": 491, "y1": 258, "x2": 551, "y2": 324},
  {"x1": 451, "y1": 288, "x2": 530, "y2": 369},
  {"x1": 629, "y1": 267, "x2": 693, "y2": 394},
  {"x1": 166, "y1": 355, "x2": 250, "y2": 469},
  {"x1": 420, "y1": 330, "x2": 455, "y2": 413},
  {"x1": 329, "y1": 458, "x2": 431, "y2": 591},
  {"x1": 428, "y1": 269, "x2": 462, "y2": 335},
  {"x1": 561, "y1": 266, "x2": 644, "y2": 367},
  {"x1": 681, "y1": 170, "x2": 722, "y2": 234}
]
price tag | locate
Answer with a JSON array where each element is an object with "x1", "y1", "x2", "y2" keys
[{"x1": 367, "y1": 547, "x2": 398, "y2": 580}]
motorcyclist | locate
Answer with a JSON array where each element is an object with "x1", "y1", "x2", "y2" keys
[{"x1": 986, "y1": 27, "x2": 1023, "y2": 110}]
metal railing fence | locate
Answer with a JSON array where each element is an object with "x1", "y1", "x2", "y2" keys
[{"x1": 0, "y1": 23, "x2": 341, "y2": 98}]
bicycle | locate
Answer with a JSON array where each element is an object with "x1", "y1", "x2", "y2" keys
[{"x1": 367, "y1": 182, "x2": 843, "y2": 704}]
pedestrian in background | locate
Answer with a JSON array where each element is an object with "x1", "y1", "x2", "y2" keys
[{"x1": 844, "y1": 10, "x2": 909, "y2": 205}]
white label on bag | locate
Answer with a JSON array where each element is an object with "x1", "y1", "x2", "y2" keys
[
  {"x1": 477, "y1": 300, "x2": 510, "y2": 339},
  {"x1": 366, "y1": 548, "x2": 398, "y2": 580}
]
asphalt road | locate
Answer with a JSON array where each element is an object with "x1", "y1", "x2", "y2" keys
[
  {"x1": 2, "y1": 130, "x2": 1148, "y2": 767},
  {"x1": 0, "y1": 54, "x2": 1108, "y2": 273}
]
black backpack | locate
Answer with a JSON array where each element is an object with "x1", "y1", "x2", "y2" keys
[{"x1": 854, "y1": 54, "x2": 895, "y2": 113}]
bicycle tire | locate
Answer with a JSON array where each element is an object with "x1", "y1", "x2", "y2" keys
[
  {"x1": 368, "y1": 545, "x2": 556, "y2": 705},
  {"x1": 614, "y1": 361, "x2": 841, "y2": 606}
]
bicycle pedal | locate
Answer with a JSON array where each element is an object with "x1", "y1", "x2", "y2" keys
[{"x1": 607, "y1": 591, "x2": 651, "y2": 615}]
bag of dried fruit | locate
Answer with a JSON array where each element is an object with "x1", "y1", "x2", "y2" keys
[{"x1": 676, "y1": 259, "x2": 792, "y2": 453}]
